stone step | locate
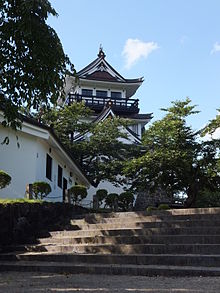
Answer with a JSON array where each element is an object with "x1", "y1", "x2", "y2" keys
[
  {"x1": 2, "y1": 252, "x2": 220, "y2": 267},
  {"x1": 17, "y1": 243, "x2": 220, "y2": 254},
  {"x1": 37, "y1": 234, "x2": 220, "y2": 245},
  {"x1": 69, "y1": 219, "x2": 220, "y2": 230},
  {"x1": 79, "y1": 208, "x2": 220, "y2": 220},
  {"x1": 70, "y1": 213, "x2": 220, "y2": 225},
  {"x1": 48, "y1": 226, "x2": 220, "y2": 238},
  {"x1": 1, "y1": 260, "x2": 220, "y2": 277}
]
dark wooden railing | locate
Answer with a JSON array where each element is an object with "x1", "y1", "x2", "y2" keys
[{"x1": 68, "y1": 94, "x2": 139, "y2": 114}]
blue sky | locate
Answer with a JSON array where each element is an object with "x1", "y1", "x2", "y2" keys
[{"x1": 48, "y1": 0, "x2": 220, "y2": 130}]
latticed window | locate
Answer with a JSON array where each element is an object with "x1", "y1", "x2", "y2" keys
[
  {"x1": 82, "y1": 89, "x2": 93, "y2": 96},
  {"x1": 111, "y1": 91, "x2": 122, "y2": 99},
  {"x1": 96, "y1": 90, "x2": 107, "y2": 97}
]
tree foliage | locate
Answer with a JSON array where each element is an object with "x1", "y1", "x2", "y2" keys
[
  {"x1": 118, "y1": 191, "x2": 134, "y2": 211},
  {"x1": 202, "y1": 109, "x2": 220, "y2": 136},
  {"x1": 0, "y1": 170, "x2": 11, "y2": 189},
  {"x1": 105, "y1": 193, "x2": 118, "y2": 210},
  {"x1": 123, "y1": 98, "x2": 220, "y2": 207},
  {"x1": 195, "y1": 190, "x2": 220, "y2": 208},
  {"x1": 95, "y1": 189, "x2": 108, "y2": 206},
  {"x1": 39, "y1": 102, "x2": 92, "y2": 147},
  {"x1": 32, "y1": 181, "x2": 51, "y2": 200},
  {"x1": 74, "y1": 117, "x2": 138, "y2": 187},
  {"x1": 40, "y1": 102, "x2": 139, "y2": 187},
  {"x1": 68, "y1": 185, "x2": 87, "y2": 205},
  {"x1": 0, "y1": 0, "x2": 75, "y2": 129}
]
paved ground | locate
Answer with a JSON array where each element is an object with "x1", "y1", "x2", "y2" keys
[{"x1": 0, "y1": 272, "x2": 220, "y2": 293}]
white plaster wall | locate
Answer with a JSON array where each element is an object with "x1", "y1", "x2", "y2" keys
[
  {"x1": 0, "y1": 127, "x2": 75, "y2": 201},
  {"x1": 34, "y1": 139, "x2": 75, "y2": 202},
  {"x1": 76, "y1": 85, "x2": 123, "y2": 98},
  {"x1": 0, "y1": 127, "x2": 37, "y2": 199}
]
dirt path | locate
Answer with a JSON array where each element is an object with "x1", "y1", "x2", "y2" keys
[{"x1": 1, "y1": 272, "x2": 220, "y2": 292}]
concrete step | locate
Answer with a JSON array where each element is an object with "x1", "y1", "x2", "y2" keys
[
  {"x1": 69, "y1": 219, "x2": 220, "y2": 231},
  {"x1": 16, "y1": 243, "x2": 220, "y2": 254},
  {"x1": 77, "y1": 212, "x2": 220, "y2": 225},
  {"x1": 37, "y1": 234, "x2": 220, "y2": 245},
  {"x1": 80, "y1": 208, "x2": 220, "y2": 221},
  {"x1": 48, "y1": 226, "x2": 220, "y2": 238},
  {"x1": 3, "y1": 252, "x2": 220, "y2": 268},
  {"x1": 1, "y1": 260, "x2": 220, "y2": 276}
]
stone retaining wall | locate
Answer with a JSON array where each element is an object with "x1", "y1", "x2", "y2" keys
[{"x1": 0, "y1": 202, "x2": 87, "y2": 246}]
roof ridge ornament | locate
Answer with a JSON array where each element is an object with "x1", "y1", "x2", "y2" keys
[{"x1": 98, "y1": 44, "x2": 106, "y2": 59}]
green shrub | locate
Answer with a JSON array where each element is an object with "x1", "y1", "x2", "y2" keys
[
  {"x1": 118, "y1": 191, "x2": 134, "y2": 211},
  {"x1": 69, "y1": 185, "x2": 87, "y2": 205},
  {"x1": 158, "y1": 204, "x2": 170, "y2": 210},
  {"x1": 146, "y1": 206, "x2": 158, "y2": 212},
  {"x1": 0, "y1": 198, "x2": 43, "y2": 205},
  {"x1": 32, "y1": 181, "x2": 51, "y2": 200},
  {"x1": 0, "y1": 170, "x2": 11, "y2": 189},
  {"x1": 105, "y1": 193, "x2": 118, "y2": 210},
  {"x1": 195, "y1": 190, "x2": 220, "y2": 208},
  {"x1": 96, "y1": 189, "x2": 108, "y2": 205}
]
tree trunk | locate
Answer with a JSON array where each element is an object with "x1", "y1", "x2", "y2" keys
[{"x1": 185, "y1": 184, "x2": 198, "y2": 208}]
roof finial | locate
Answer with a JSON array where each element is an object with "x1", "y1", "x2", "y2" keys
[{"x1": 98, "y1": 44, "x2": 106, "y2": 59}]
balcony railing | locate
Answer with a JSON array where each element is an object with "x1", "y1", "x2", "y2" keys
[{"x1": 68, "y1": 94, "x2": 139, "y2": 114}]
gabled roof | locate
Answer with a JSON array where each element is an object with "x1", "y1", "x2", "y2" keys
[
  {"x1": 74, "y1": 106, "x2": 141, "y2": 144},
  {"x1": 77, "y1": 47, "x2": 144, "y2": 84},
  {"x1": 64, "y1": 48, "x2": 144, "y2": 99}
]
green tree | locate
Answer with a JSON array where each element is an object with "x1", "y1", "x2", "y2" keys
[
  {"x1": 39, "y1": 102, "x2": 92, "y2": 148},
  {"x1": 195, "y1": 190, "x2": 220, "y2": 208},
  {"x1": 40, "y1": 103, "x2": 139, "y2": 187},
  {"x1": 72, "y1": 116, "x2": 140, "y2": 187},
  {"x1": 202, "y1": 109, "x2": 220, "y2": 136},
  {"x1": 0, "y1": 0, "x2": 75, "y2": 129},
  {"x1": 123, "y1": 98, "x2": 220, "y2": 207}
]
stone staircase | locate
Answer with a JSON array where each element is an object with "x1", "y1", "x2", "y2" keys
[{"x1": 1, "y1": 208, "x2": 220, "y2": 276}]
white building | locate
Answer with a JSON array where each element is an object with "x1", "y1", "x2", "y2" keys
[
  {"x1": 0, "y1": 113, "x2": 90, "y2": 201},
  {"x1": 64, "y1": 48, "x2": 153, "y2": 205}
]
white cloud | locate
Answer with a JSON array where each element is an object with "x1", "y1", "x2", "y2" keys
[
  {"x1": 122, "y1": 39, "x2": 159, "y2": 69},
  {"x1": 211, "y1": 42, "x2": 220, "y2": 54}
]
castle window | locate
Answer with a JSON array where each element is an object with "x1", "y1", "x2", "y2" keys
[
  {"x1": 57, "y1": 165, "x2": 63, "y2": 188},
  {"x1": 96, "y1": 90, "x2": 107, "y2": 97},
  {"x1": 111, "y1": 91, "x2": 122, "y2": 99},
  {"x1": 82, "y1": 89, "x2": 93, "y2": 96},
  {"x1": 46, "y1": 154, "x2": 52, "y2": 181}
]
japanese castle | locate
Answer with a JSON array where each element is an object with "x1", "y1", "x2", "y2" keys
[
  {"x1": 64, "y1": 47, "x2": 152, "y2": 143},
  {"x1": 64, "y1": 47, "x2": 153, "y2": 202}
]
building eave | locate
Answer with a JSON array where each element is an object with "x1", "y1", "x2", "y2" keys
[{"x1": 0, "y1": 112, "x2": 91, "y2": 187}]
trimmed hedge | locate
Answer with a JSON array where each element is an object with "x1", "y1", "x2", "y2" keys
[
  {"x1": 0, "y1": 170, "x2": 11, "y2": 189},
  {"x1": 32, "y1": 181, "x2": 51, "y2": 200},
  {"x1": 96, "y1": 189, "x2": 108, "y2": 205},
  {"x1": 69, "y1": 185, "x2": 87, "y2": 205}
]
